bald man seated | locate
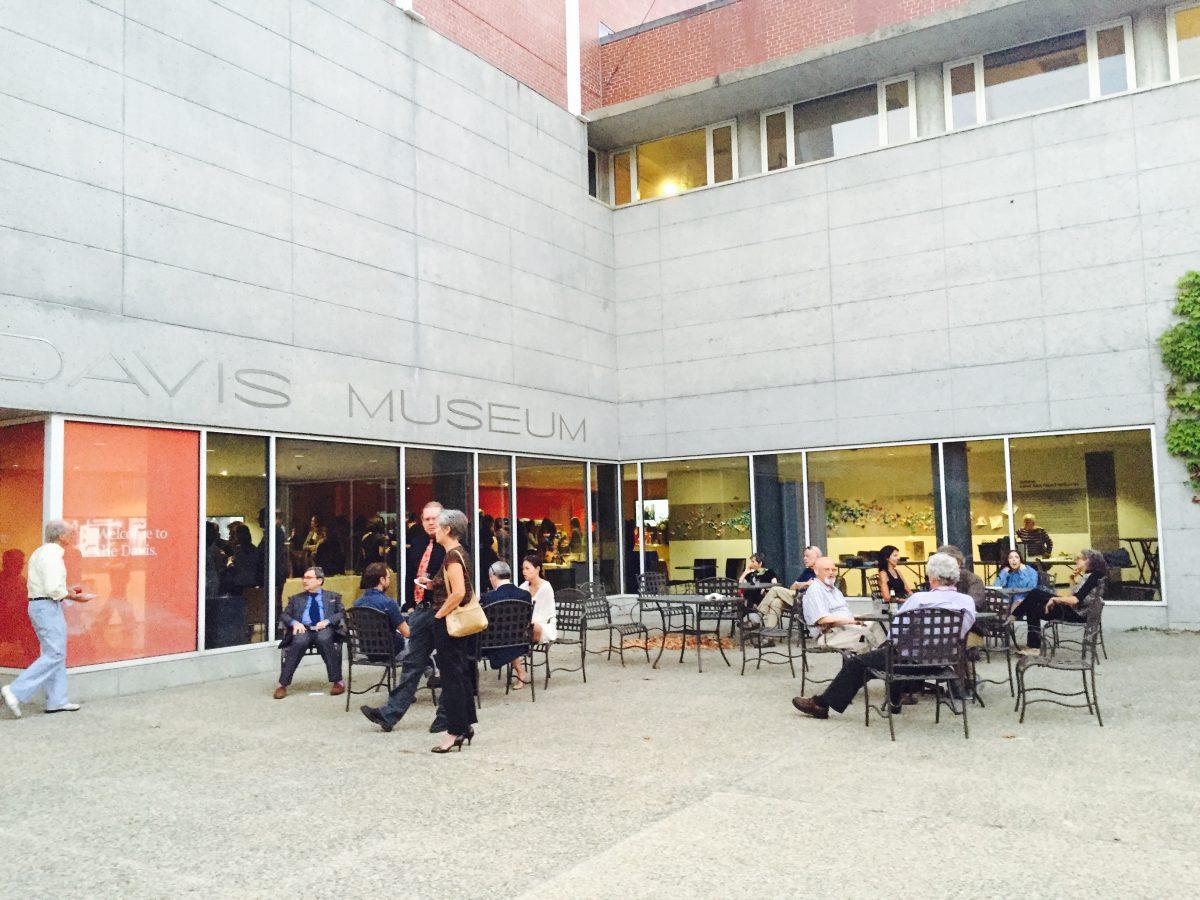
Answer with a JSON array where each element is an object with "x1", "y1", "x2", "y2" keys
[{"x1": 800, "y1": 557, "x2": 886, "y2": 653}]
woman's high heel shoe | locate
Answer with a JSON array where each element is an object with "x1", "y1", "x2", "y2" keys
[{"x1": 434, "y1": 734, "x2": 465, "y2": 758}]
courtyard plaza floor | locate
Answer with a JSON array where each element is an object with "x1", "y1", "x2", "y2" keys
[{"x1": 2, "y1": 631, "x2": 1199, "y2": 899}]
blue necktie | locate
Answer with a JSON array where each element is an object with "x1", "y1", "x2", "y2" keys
[{"x1": 306, "y1": 593, "x2": 320, "y2": 626}]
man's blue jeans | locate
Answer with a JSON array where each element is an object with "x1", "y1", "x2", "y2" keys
[
  {"x1": 9, "y1": 599, "x2": 69, "y2": 709},
  {"x1": 378, "y1": 604, "x2": 444, "y2": 726}
]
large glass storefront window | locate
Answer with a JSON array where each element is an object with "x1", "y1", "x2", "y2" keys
[
  {"x1": 516, "y1": 457, "x2": 587, "y2": 590},
  {"x1": 592, "y1": 462, "x2": 621, "y2": 593},
  {"x1": 622, "y1": 463, "x2": 639, "y2": 592},
  {"x1": 477, "y1": 453, "x2": 512, "y2": 585},
  {"x1": 63, "y1": 422, "x2": 199, "y2": 665},
  {"x1": 404, "y1": 448, "x2": 472, "y2": 606},
  {"x1": 806, "y1": 445, "x2": 938, "y2": 597},
  {"x1": 277, "y1": 440, "x2": 399, "y2": 614},
  {"x1": 203, "y1": 432, "x2": 269, "y2": 649},
  {"x1": 0, "y1": 421, "x2": 45, "y2": 669},
  {"x1": 640, "y1": 457, "x2": 752, "y2": 585},
  {"x1": 1009, "y1": 429, "x2": 1159, "y2": 599}
]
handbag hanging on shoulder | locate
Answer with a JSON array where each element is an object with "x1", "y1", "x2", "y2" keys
[{"x1": 444, "y1": 548, "x2": 488, "y2": 637}]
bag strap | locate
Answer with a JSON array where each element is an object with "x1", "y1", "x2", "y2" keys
[{"x1": 446, "y1": 546, "x2": 474, "y2": 602}]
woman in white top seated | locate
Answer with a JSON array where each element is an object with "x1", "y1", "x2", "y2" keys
[{"x1": 520, "y1": 554, "x2": 557, "y2": 644}]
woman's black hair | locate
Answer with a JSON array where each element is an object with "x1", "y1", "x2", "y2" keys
[{"x1": 876, "y1": 545, "x2": 900, "y2": 570}]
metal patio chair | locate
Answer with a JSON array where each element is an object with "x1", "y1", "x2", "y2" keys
[
  {"x1": 580, "y1": 580, "x2": 649, "y2": 667},
  {"x1": 1016, "y1": 593, "x2": 1105, "y2": 726},
  {"x1": 344, "y1": 606, "x2": 403, "y2": 712},
  {"x1": 529, "y1": 588, "x2": 586, "y2": 689},
  {"x1": 865, "y1": 607, "x2": 969, "y2": 741},
  {"x1": 474, "y1": 597, "x2": 535, "y2": 705}
]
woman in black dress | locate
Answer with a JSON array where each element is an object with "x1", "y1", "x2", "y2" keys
[
  {"x1": 875, "y1": 544, "x2": 910, "y2": 605},
  {"x1": 425, "y1": 508, "x2": 479, "y2": 753}
]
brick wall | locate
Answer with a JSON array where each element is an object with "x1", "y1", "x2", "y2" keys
[
  {"x1": 599, "y1": 0, "x2": 974, "y2": 107},
  {"x1": 414, "y1": 0, "x2": 569, "y2": 105}
]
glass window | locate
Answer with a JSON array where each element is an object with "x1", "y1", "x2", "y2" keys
[
  {"x1": 711, "y1": 124, "x2": 734, "y2": 183},
  {"x1": 204, "y1": 433, "x2": 269, "y2": 649},
  {"x1": 806, "y1": 445, "x2": 938, "y2": 597},
  {"x1": 1095, "y1": 24, "x2": 1130, "y2": 95},
  {"x1": 277, "y1": 440, "x2": 399, "y2": 612},
  {"x1": 0, "y1": 421, "x2": 45, "y2": 669},
  {"x1": 612, "y1": 150, "x2": 632, "y2": 206},
  {"x1": 793, "y1": 85, "x2": 878, "y2": 164},
  {"x1": 752, "y1": 453, "x2": 808, "y2": 583},
  {"x1": 515, "y1": 457, "x2": 587, "y2": 590},
  {"x1": 403, "y1": 448, "x2": 472, "y2": 606},
  {"x1": 1009, "y1": 429, "x2": 1159, "y2": 600},
  {"x1": 984, "y1": 32, "x2": 1089, "y2": 121},
  {"x1": 1173, "y1": 3, "x2": 1200, "y2": 79},
  {"x1": 637, "y1": 128, "x2": 707, "y2": 201},
  {"x1": 883, "y1": 78, "x2": 913, "y2": 144},
  {"x1": 622, "y1": 463, "x2": 639, "y2": 592},
  {"x1": 63, "y1": 422, "x2": 200, "y2": 665},
  {"x1": 763, "y1": 110, "x2": 789, "y2": 171},
  {"x1": 592, "y1": 462, "x2": 621, "y2": 594},
  {"x1": 640, "y1": 456, "x2": 752, "y2": 585},
  {"x1": 949, "y1": 61, "x2": 980, "y2": 128},
  {"x1": 941, "y1": 440, "x2": 1008, "y2": 581},
  {"x1": 586, "y1": 148, "x2": 598, "y2": 198},
  {"x1": 477, "y1": 453, "x2": 512, "y2": 587}
]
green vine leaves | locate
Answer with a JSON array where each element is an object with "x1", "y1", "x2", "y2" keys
[{"x1": 1159, "y1": 271, "x2": 1200, "y2": 500}]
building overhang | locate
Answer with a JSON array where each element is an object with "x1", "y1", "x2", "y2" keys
[{"x1": 587, "y1": 0, "x2": 1161, "y2": 150}]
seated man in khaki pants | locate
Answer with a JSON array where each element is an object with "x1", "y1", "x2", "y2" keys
[{"x1": 801, "y1": 557, "x2": 885, "y2": 653}]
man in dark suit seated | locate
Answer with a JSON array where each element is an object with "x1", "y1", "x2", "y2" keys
[
  {"x1": 354, "y1": 562, "x2": 407, "y2": 660},
  {"x1": 480, "y1": 560, "x2": 533, "y2": 684},
  {"x1": 274, "y1": 566, "x2": 345, "y2": 699}
]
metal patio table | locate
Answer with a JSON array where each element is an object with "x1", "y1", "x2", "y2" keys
[{"x1": 638, "y1": 593, "x2": 739, "y2": 673}]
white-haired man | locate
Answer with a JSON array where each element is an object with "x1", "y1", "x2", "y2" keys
[
  {"x1": 800, "y1": 556, "x2": 886, "y2": 652},
  {"x1": 792, "y1": 552, "x2": 976, "y2": 720},
  {"x1": 2, "y1": 520, "x2": 91, "y2": 718}
]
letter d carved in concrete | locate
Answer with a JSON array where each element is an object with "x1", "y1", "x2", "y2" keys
[{"x1": 0, "y1": 333, "x2": 63, "y2": 383}]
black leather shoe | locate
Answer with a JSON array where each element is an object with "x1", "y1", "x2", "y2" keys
[
  {"x1": 429, "y1": 718, "x2": 448, "y2": 733},
  {"x1": 360, "y1": 705, "x2": 394, "y2": 732}
]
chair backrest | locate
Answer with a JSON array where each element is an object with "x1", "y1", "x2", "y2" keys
[
  {"x1": 579, "y1": 581, "x2": 613, "y2": 625},
  {"x1": 637, "y1": 571, "x2": 666, "y2": 597},
  {"x1": 1075, "y1": 579, "x2": 1107, "y2": 662},
  {"x1": 697, "y1": 576, "x2": 737, "y2": 597},
  {"x1": 345, "y1": 606, "x2": 395, "y2": 660},
  {"x1": 870, "y1": 572, "x2": 883, "y2": 603},
  {"x1": 555, "y1": 587, "x2": 586, "y2": 634},
  {"x1": 478, "y1": 598, "x2": 533, "y2": 652},
  {"x1": 980, "y1": 589, "x2": 1010, "y2": 637},
  {"x1": 889, "y1": 607, "x2": 965, "y2": 668}
]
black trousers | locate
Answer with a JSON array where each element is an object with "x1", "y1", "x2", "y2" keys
[
  {"x1": 432, "y1": 615, "x2": 478, "y2": 737},
  {"x1": 1011, "y1": 590, "x2": 1056, "y2": 648},
  {"x1": 279, "y1": 627, "x2": 342, "y2": 686},
  {"x1": 818, "y1": 648, "x2": 945, "y2": 714}
]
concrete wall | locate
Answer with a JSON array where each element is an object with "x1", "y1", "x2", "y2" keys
[
  {"x1": 612, "y1": 78, "x2": 1200, "y2": 625},
  {"x1": 0, "y1": 0, "x2": 617, "y2": 458}
]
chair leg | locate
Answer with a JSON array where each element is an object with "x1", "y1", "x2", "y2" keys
[
  {"x1": 1099, "y1": 625, "x2": 1108, "y2": 661},
  {"x1": 864, "y1": 679, "x2": 870, "y2": 728},
  {"x1": 581, "y1": 638, "x2": 587, "y2": 685},
  {"x1": 739, "y1": 631, "x2": 748, "y2": 676},
  {"x1": 787, "y1": 635, "x2": 796, "y2": 680},
  {"x1": 1005, "y1": 646, "x2": 1015, "y2": 698},
  {"x1": 1090, "y1": 666, "x2": 1103, "y2": 726},
  {"x1": 961, "y1": 679, "x2": 970, "y2": 739},
  {"x1": 1017, "y1": 668, "x2": 1027, "y2": 723},
  {"x1": 345, "y1": 660, "x2": 352, "y2": 712},
  {"x1": 1081, "y1": 671, "x2": 1093, "y2": 714}
]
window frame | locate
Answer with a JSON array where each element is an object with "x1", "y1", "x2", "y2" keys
[
  {"x1": 586, "y1": 147, "x2": 598, "y2": 199},
  {"x1": 705, "y1": 119, "x2": 739, "y2": 184},
  {"x1": 943, "y1": 55, "x2": 985, "y2": 131},
  {"x1": 758, "y1": 105, "x2": 794, "y2": 173},
  {"x1": 609, "y1": 146, "x2": 636, "y2": 205},
  {"x1": 1168, "y1": 2, "x2": 1200, "y2": 81},
  {"x1": 1086, "y1": 17, "x2": 1136, "y2": 98},
  {"x1": 609, "y1": 119, "x2": 739, "y2": 205},
  {"x1": 877, "y1": 72, "x2": 917, "y2": 146}
]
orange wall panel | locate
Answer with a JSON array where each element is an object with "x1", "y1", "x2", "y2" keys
[
  {"x1": 62, "y1": 422, "x2": 199, "y2": 666},
  {"x1": 0, "y1": 422, "x2": 45, "y2": 669}
]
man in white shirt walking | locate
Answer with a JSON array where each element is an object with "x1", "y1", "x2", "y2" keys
[{"x1": 1, "y1": 520, "x2": 90, "y2": 718}]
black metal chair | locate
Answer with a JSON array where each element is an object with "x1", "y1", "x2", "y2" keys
[
  {"x1": 973, "y1": 588, "x2": 1016, "y2": 697},
  {"x1": 697, "y1": 575, "x2": 739, "y2": 637},
  {"x1": 865, "y1": 608, "x2": 969, "y2": 741},
  {"x1": 1045, "y1": 579, "x2": 1108, "y2": 660},
  {"x1": 739, "y1": 601, "x2": 803, "y2": 677},
  {"x1": 529, "y1": 588, "x2": 586, "y2": 688},
  {"x1": 580, "y1": 580, "x2": 649, "y2": 667},
  {"x1": 474, "y1": 598, "x2": 535, "y2": 705},
  {"x1": 1016, "y1": 593, "x2": 1105, "y2": 726},
  {"x1": 343, "y1": 606, "x2": 402, "y2": 712}
]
